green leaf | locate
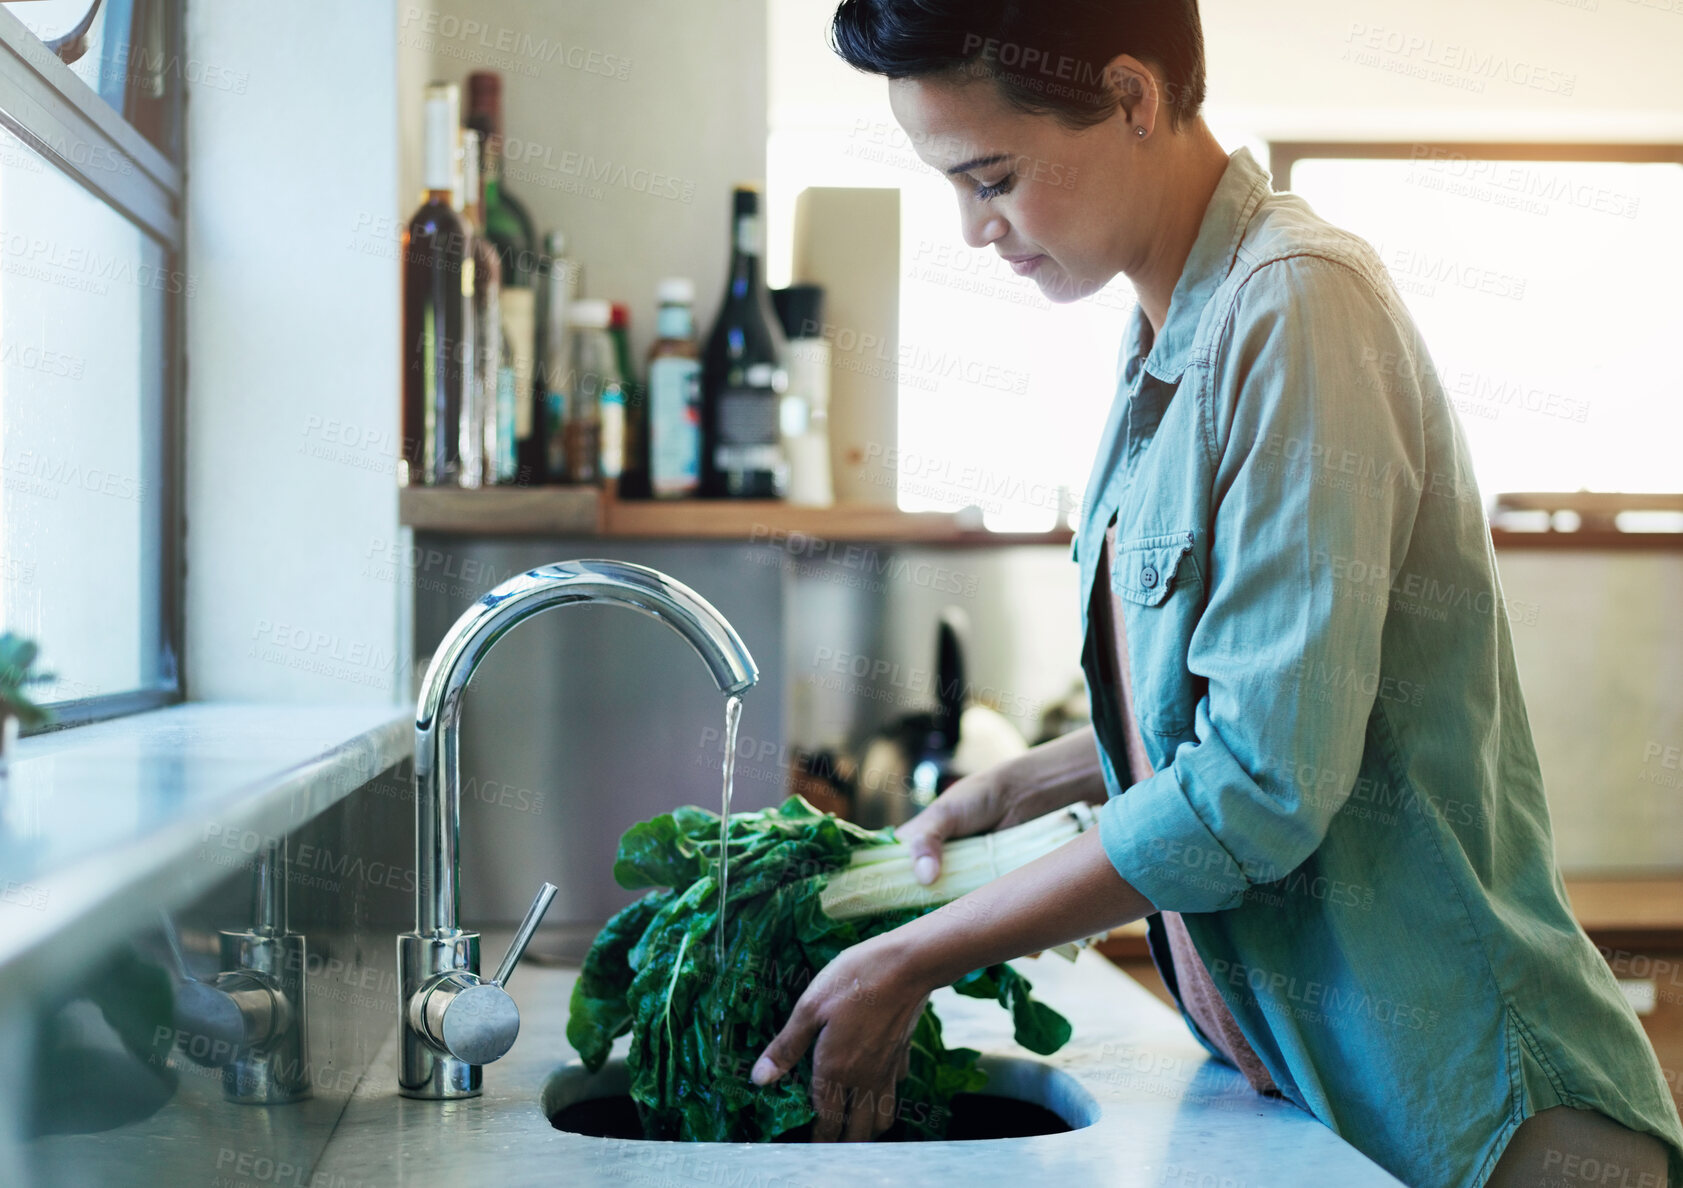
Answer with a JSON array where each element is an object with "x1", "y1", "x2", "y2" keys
[
  {"x1": 566, "y1": 893, "x2": 666, "y2": 1071},
  {"x1": 612, "y1": 814, "x2": 706, "y2": 890},
  {"x1": 954, "y1": 963, "x2": 1072, "y2": 1056}
]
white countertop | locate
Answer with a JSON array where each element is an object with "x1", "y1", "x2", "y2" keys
[
  {"x1": 315, "y1": 949, "x2": 1407, "y2": 1186},
  {"x1": 0, "y1": 702, "x2": 409, "y2": 1001}
]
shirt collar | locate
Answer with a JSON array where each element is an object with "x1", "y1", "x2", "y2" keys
[{"x1": 1136, "y1": 146, "x2": 1273, "y2": 383}]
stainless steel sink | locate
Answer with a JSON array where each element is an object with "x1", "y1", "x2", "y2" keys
[{"x1": 541, "y1": 1054, "x2": 1101, "y2": 1142}]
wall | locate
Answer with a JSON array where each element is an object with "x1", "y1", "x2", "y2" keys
[
  {"x1": 185, "y1": 1, "x2": 405, "y2": 703},
  {"x1": 770, "y1": 0, "x2": 1683, "y2": 140},
  {"x1": 399, "y1": 0, "x2": 770, "y2": 369}
]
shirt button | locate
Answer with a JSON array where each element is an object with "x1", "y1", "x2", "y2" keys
[{"x1": 1141, "y1": 566, "x2": 1159, "y2": 588}]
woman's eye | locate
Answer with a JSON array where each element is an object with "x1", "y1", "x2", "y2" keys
[{"x1": 973, "y1": 174, "x2": 1015, "y2": 201}]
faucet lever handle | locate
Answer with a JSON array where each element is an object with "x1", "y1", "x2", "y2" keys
[{"x1": 490, "y1": 882, "x2": 559, "y2": 988}]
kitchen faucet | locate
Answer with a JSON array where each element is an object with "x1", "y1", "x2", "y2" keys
[{"x1": 398, "y1": 559, "x2": 758, "y2": 1099}]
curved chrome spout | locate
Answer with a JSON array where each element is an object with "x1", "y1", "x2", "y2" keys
[
  {"x1": 400, "y1": 559, "x2": 757, "y2": 1099},
  {"x1": 414, "y1": 559, "x2": 757, "y2": 935}
]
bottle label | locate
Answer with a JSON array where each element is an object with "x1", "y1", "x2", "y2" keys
[
  {"x1": 735, "y1": 215, "x2": 760, "y2": 256},
  {"x1": 496, "y1": 364, "x2": 519, "y2": 480},
  {"x1": 715, "y1": 386, "x2": 784, "y2": 473},
  {"x1": 655, "y1": 304, "x2": 692, "y2": 340},
  {"x1": 717, "y1": 387, "x2": 778, "y2": 444},
  {"x1": 600, "y1": 388, "x2": 626, "y2": 479},
  {"x1": 649, "y1": 356, "x2": 701, "y2": 495},
  {"x1": 501, "y1": 286, "x2": 537, "y2": 440}
]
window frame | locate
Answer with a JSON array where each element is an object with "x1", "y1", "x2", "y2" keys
[
  {"x1": 1268, "y1": 140, "x2": 1683, "y2": 550},
  {"x1": 0, "y1": 2, "x2": 185, "y2": 731}
]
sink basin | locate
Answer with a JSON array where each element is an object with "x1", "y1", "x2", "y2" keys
[{"x1": 542, "y1": 1054, "x2": 1101, "y2": 1142}]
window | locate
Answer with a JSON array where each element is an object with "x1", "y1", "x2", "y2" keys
[
  {"x1": 1274, "y1": 143, "x2": 1683, "y2": 505},
  {"x1": 0, "y1": 1, "x2": 183, "y2": 728}
]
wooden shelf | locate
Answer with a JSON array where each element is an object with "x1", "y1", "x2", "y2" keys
[
  {"x1": 1094, "y1": 879, "x2": 1683, "y2": 967},
  {"x1": 399, "y1": 489, "x2": 1680, "y2": 550},
  {"x1": 400, "y1": 486, "x2": 1073, "y2": 546},
  {"x1": 1489, "y1": 528, "x2": 1683, "y2": 551},
  {"x1": 1564, "y1": 877, "x2": 1683, "y2": 949},
  {"x1": 400, "y1": 486, "x2": 600, "y2": 535}
]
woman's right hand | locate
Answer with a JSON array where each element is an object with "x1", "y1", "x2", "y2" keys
[
  {"x1": 894, "y1": 727, "x2": 1108, "y2": 886},
  {"x1": 893, "y1": 767, "x2": 1010, "y2": 887}
]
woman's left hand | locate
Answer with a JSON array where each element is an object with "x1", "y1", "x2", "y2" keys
[{"x1": 750, "y1": 931, "x2": 930, "y2": 1141}]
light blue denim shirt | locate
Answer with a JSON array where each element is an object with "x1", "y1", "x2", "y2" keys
[{"x1": 1076, "y1": 146, "x2": 1683, "y2": 1188}]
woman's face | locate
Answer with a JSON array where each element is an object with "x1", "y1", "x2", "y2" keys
[{"x1": 889, "y1": 70, "x2": 1151, "y2": 305}]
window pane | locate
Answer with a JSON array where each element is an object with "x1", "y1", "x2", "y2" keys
[
  {"x1": 0, "y1": 135, "x2": 170, "y2": 705},
  {"x1": 1288, "y1": 155, "x2": 1683, "y2": 497},
  {"x1": 896, "y1": 174, "x2": 1131, "y2": 531},
  {"x1": 2, "y1": 0, "x2": 182, "y2": 157}
]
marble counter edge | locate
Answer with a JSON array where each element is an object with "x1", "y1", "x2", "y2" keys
[
  {"x1": 313, "y1": 950, "x2": 1407, "y2": 1186},
  {"x1": 0, "y1": 702, "x2": 411, "y2": 1003}
]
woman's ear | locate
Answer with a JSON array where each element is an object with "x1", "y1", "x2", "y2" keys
[{"x1": 1101, "y1": 54, "x2": 1162, "y2": 138}]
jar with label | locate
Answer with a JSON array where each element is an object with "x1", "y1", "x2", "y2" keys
[{"x1": 647, "y1": 278, "x2": 703, "y2": 499}]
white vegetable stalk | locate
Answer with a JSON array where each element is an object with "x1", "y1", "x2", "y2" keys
[{"x1": 818, "y1": 802, "x2": 1098, "y2": 923}]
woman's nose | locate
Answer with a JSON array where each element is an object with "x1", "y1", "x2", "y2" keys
[{"x1": 959, "y1": 202, "x2": 1007, "y2": 250}]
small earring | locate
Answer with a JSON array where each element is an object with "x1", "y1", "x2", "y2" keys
[{"x1": 1135, "y1": 126, "x2": 1147, "y2": 138}]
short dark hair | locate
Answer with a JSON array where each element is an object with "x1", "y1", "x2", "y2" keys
[{"x1": 830, "y1": 0, "x2": 1207, "y2": 132}]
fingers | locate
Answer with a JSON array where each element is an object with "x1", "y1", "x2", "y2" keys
[
  {"x1": 810, "y1": 1072, "x2": 897, "y2": 1142},
  {"x1": 751, "y1": 998, "x2": 820, "y2": 1087},
  {"x1": 811, "y1": 1070, "x2": 848, "y2": 1144},
  {"x1": 845, "y1": 1083, "x2": 892, "y2": 1141},
  {"x1": 897, "y1": 771, "x2": 1011, "y2": 884},
  {"x1": 892, "y1": 813, "x2": 946, "y2": 887}
]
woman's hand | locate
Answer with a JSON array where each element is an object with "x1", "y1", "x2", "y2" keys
[
  {"x1": 896, "y1": 727, "x2": 1108, "y2": 886},
  {"x1": 750, "y1": 931, "x2": 930, "y2": 1142},
  {"x1": 750, "y1": 827, "x2": 1154, "y2": 1143},
  {"x1": 893, "y1": 767, "x2": 1010, "y2": 887}
]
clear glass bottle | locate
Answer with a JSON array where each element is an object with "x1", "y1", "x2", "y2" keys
[
  {"x1": 459, "y1": 128, "x2": 499, "y2": 487},
  {"x1": 565, "y1": 299, "x2": 624, "y2": 487},
  {"x1": 541, "y1": 230, "x2": 578, "y2": 482}
]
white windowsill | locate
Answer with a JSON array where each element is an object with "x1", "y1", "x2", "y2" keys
[{"x1": 0, "y1": 702, "x2": 410, "y2": 1002}]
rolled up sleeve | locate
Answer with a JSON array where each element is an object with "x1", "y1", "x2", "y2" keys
[{"x1": 1099, "y1": 256, "x2": 1430, "y2": 912}]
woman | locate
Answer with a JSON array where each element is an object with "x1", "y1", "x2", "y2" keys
[{"x1": 748, "y1": 2, "x2": 1683, "y2": 1185}]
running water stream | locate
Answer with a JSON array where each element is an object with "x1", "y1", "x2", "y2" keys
[{"x1": 716, "y1": 693, "x2": 743, "y2": 969}]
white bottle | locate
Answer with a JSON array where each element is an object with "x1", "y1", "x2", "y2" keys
[{"x1": 775, "y1": 285, "x2": 834, "y2": 507}]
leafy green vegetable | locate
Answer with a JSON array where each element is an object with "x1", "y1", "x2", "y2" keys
[
  {"x1": 0, "y1": 632, "x2": 52, "y2": 730},
  {"x1": 567, "y1": 794, "x2": 1071, "y2": 1142}
]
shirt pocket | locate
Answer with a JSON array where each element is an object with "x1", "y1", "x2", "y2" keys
[{"x1": 1110, "y1": 530, "x2": 1204, "y2": 738}]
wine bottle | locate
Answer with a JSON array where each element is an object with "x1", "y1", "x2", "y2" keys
[
  {"x1": 400, "y1": 83, "x2": 472, "y2": 487},
  {"x1": 464, "y1": 71, "x2": 538, "y2": 282},
  {"x1": 465, "y1": 71, "x2": 539, "y2": 482},
  {"x1": 702, "y1": 186, "x2": 789, "y2": 498}
]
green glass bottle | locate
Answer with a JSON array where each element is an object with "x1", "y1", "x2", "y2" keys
[{"x1": 465, "y1": 71, "x2": 541, "y2": 481}]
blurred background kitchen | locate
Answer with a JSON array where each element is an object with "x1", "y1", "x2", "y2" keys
[{"x1": 0, "y1": 0, "x2": 1680, "y2": 1182}]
